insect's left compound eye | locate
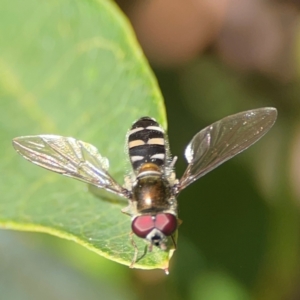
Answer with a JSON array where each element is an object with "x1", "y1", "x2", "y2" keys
[
  {"x1": 155, "y1": 213, "x2": 177, "y2": 236},
  {"x1": 132, "y1": 215, "x2": 154, "y2": 238}
]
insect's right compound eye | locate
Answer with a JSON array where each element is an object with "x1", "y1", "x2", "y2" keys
[{"x1": 132, "y1": 216, "x2": 154, "y2": 238}]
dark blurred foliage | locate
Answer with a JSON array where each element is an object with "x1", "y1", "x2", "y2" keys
[
  {"x1": 4, "y1": 0, "x2": 300, "y2": 299},
  {"x1": 121, "y1": 0, "x2": 298, "y2": 80},
  {"x1": 115, "y1": 0, "x2": 300, "y2": 299}
]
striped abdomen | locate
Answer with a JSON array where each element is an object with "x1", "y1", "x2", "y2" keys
[{"x1": 128, "y1": 117, "x2": 166, "y2": 171}]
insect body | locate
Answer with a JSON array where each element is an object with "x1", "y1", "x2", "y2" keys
[
  {"x1": 125, "y1": 117, "x2": 178, "y2": 251},
  {"x1": 12, "y1": 108, "x2": 277, "y2": 268}
]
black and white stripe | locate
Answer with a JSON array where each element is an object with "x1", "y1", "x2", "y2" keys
[{"x1": 128, "y1": 117, "x2": 166, "y2": 171}]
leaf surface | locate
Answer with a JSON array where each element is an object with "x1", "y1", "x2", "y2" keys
[{"x1": 0, "y1": 0, "x2": 171, "y2": 270}]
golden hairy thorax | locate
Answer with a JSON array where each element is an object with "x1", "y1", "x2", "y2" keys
[{"x1": 132, "y1": 163, "x2": 171, "y2": 213}]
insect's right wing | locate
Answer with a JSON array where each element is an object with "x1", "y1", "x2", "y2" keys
[
  {"x1": 12, "y1": 135, "x2": 129, "y2": 198},
  {"x1": 177, "y1": 107, "x2": 277, "y2": 192}
]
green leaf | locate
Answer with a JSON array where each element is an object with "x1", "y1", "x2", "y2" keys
[{"x1": 0, "y1": 0, "x2": 172, "y2": 270}]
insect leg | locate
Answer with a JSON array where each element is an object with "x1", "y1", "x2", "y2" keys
[
  {"x1": 169, "y1": 156, "x2": 178, "y2": 168},
  {"x1": 129, "y1": 232, "x2": 148, "y2": 268},
  {"x1": 170, "y1": 235, "x2": 177, "y2": 250},
  {"x1": 129, "y1": 232, "x2": 139, "y2": 268}
]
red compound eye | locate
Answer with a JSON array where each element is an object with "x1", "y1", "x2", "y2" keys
[
  {"x1": 132, "y1": 215, "x2": 155, "y2": 238},
  {"x1": 132, "y1": 214, "x2": 177, "y2": 238},
  {"x1": 155, "y1": 213, "x2": 177, "y2": 236}
]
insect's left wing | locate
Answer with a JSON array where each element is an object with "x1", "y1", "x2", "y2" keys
[
  {"x1": 12, "y1": 135, "x2": 129, "y2": 198},
  {"x1": 177, "y1": 107, "x2": 277, "y2": 192}
]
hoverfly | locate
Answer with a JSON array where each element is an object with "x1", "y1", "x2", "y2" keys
[{"x1": 12, "y1": 107, "x2": 277, "y2": 269}]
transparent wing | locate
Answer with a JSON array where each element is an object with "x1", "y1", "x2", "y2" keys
[
  {"x1": 12, "y1": 135, "x2": 129, "y2": 198},
  {"x1": 178, "y1": 107, "x2": 277, "y2": 192}
]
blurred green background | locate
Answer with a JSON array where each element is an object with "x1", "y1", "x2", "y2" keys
[{"x1": 1, "y1": 0, "x2": 300, "y2": 299}]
